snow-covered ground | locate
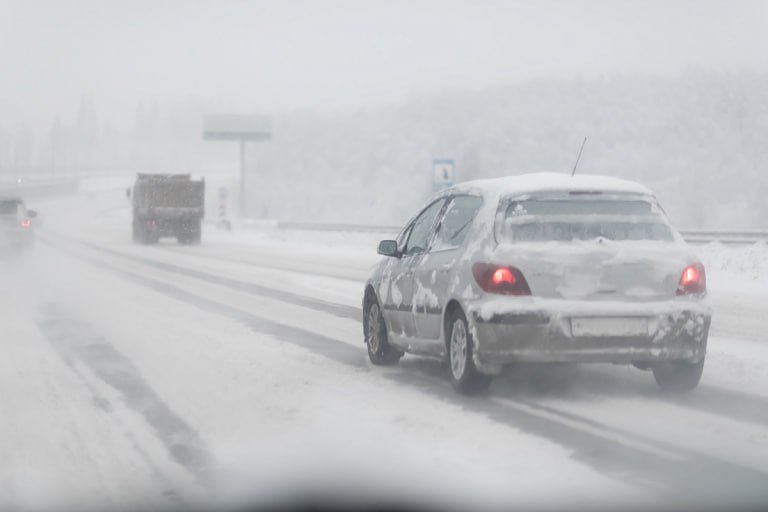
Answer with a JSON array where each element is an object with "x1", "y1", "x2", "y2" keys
[{"x1": 2, "y1": 186, "x2": 768, "y2": 511}]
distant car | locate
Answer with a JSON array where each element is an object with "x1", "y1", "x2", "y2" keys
[
  {"x1": 363, "y1": 173, "x2": 711, "y2": 394},
  {"x1": 0, "y1": 197, "x2": 37, "y2": 250}
]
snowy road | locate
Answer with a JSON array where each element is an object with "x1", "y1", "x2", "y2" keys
[{"x1": 3, "y1": 187, "x2": 768, "y2": 511}]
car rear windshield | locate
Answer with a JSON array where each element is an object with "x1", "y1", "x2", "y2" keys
[
  {"x1": 496, "y1": 198, "x2": 675, "y2": 242},
  {"x1": 0, "y1": 201, "x2": 20, "y2": 215}
]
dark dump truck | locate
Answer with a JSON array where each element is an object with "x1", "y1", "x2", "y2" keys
[{"x1": 131, "y1": 173, "x2": 205, "y2": 244}]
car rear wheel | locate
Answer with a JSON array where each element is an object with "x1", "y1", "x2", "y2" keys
[
  {"x1": 652, "y1": 358, "x2": 705, "y2": 393},
  {"x1": 447, "y1": 309, "x2": 491, "y2": 394},
  {"x1": 364, "y1": 299, "x2": 402, "y2": 366}
]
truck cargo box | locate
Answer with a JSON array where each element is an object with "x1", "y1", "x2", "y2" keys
[{"x1": 131, "y1": 173, "x2": 205, "y2": 244}]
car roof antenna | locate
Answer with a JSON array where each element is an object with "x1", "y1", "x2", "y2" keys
[{"x1": 571, "y1": 136, "x2": 587, "y2": 176}]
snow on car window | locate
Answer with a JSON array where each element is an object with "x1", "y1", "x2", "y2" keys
[
  {"x1": 432, "y1": 195, "x2": 482, "y2": 251},
  {"x1": 497, "y1": 198, "x2": 675, "y2": 242},
  {"x1": 506, "y1": 199, "x2": 653, "y2": 216}
]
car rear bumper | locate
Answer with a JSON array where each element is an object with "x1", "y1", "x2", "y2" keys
[{"x1": 467, "y1": 299, "x2": 710, "y2": 366}]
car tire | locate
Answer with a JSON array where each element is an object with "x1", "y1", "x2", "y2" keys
[
  {"x1": 364, "y1": 298, "x2": 402, "y2": 366},
  {"x1": 447, "y1": 308, "x2": 491, "y2": 395},
  {"x1": 652, "y1": 358, "x2": 705, "y2": 393}
]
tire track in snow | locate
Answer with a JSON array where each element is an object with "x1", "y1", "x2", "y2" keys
[
  {"x1": 39, "y1": 234, "x2": 768, "y2": 509},
  {"x1": 160, "y1": 242, "x2": 371, "y2": 283},
  {"x1": 36, "y1": 302, "x2": 216, "y2": 493},
  {"x1": 36, "y1": 233, "x2": 367, "y2": 370},
  {"x1": 661, "y1": 387, "x2": 768, "y2": 428},
  {"x1": 41, "y1": 229, "x2": 360, "y2": 321}
]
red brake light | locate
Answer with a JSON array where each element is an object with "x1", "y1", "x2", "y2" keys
[
  {"x1": 20, "y1": 218, "x2": 31, "y2": 229},
  {"x1": 677, "y1": 263, "x2": 706, "y2": 295},
  {"x1": 473, "y1": 263, "x2": 531, "y2": 296},
  {"x1": 492, "y1": 267, "x2": 514, "y2": 286}
]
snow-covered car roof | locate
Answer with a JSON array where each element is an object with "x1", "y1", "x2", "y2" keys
[{"x1": 443, "y1": 172, "x2": 655, "y2": 202}]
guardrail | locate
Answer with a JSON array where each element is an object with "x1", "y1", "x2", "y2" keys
[
  {"x1": 270, "y1": 221, "x2": 768, "y2": 245},
  {"x1": 274, "y1": 221, "x2": 402, "y2": 233},
  {"x1": 679, "y1": 230, "x2": 768, "y2": 245}
]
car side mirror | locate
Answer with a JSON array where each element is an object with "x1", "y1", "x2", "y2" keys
[
  {"x1": 377, "y1": 239, "x2": 399, "y2": 258},
  {"x1": 27, "y1": 210, "x2": 37, "y2": 218}
]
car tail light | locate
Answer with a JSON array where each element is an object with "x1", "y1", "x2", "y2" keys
[
  {"x1": 20, "y1": 219, "x2": 30, "y2": 229},
  {"x1": 676, "y1": 263, "x2": 706, "y2": 295},
  {"x1": 472, "y1": 263, "x2": 532, "y2": 295}
]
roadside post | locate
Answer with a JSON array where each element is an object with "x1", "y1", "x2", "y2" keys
[{"x1": 217, "y1": 186, "x2": 231, "y2": 230}]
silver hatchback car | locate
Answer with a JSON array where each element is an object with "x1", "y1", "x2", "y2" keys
[{"x1": 362, "y1": 173, "x2": 711, "y2": 394}]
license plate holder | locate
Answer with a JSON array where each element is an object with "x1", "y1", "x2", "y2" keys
[{"x1": 571, "y1": 317, "x2": 648, "y2": 337}]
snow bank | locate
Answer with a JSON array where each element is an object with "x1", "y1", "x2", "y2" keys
[{"x1": 695, "y1": 242, "x2": 768, "y2": 294}]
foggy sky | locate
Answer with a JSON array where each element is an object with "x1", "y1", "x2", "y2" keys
[{"x1": 2, "y1": 0, "x2": 767, "y2": 130}]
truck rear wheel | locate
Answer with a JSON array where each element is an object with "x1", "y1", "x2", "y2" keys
[
  {"x1": 133, "y1": 220, "x2": 150, "y2": 244},
  {"x1": 178, "y1": 222, "x2": 201, "y2": 245},
  {"x1": 134, "y1": 220, "x2": 157, "y2": 244}
]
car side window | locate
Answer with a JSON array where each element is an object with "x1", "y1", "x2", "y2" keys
[
  {"x1": 403, "y1": 199, "x2": 446, "y2": 256},
  {"x1": 432, "y1": 195, "x2": 483, "y2": 251}
]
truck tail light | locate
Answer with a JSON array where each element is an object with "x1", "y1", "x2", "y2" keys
[
  {"x1": 472, "y1": 263, "x2": 532, "y2": 296},
  {"x1": 676, "y1": 263, "x2": 706, "y2": 295}
]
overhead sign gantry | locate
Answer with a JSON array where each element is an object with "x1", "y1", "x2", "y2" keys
[{"x1": 203, "y1": 114, "x2": 272, "y2": 217}]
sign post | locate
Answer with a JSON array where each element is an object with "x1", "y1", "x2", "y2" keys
[
  {"x1": 432, "y1": 158, "x2": 455, "y2": 192},
  {"x1": 217, "y1": 186, "x2": 231, "y2": 230},
  {"x1": 203, "y1": 115, "x2": 272, "y2": 218}
]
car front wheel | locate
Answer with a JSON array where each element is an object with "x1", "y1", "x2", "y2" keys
[{"x1": 447, "y1": 309, "x2": 491, "y2": 394}]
